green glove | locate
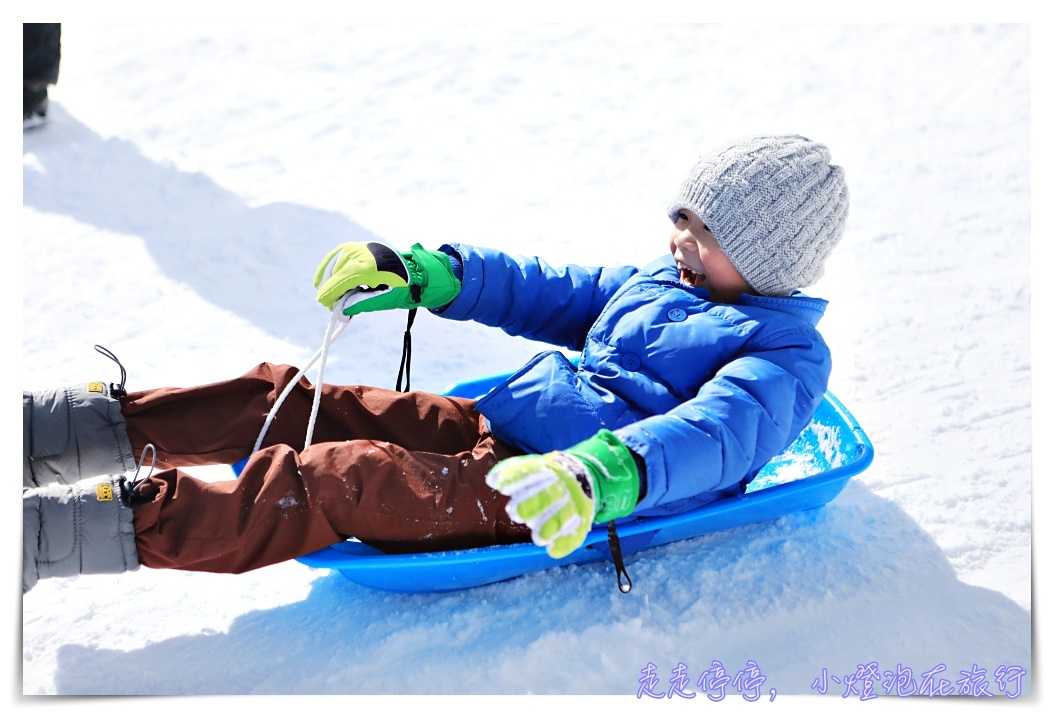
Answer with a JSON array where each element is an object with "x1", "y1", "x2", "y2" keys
[
  {"x1": 313, "y1": 241, "x2": 461, "y2": 317},
  {"x1": 485, "y1": 430, "x2": 640, "y2": 559}
]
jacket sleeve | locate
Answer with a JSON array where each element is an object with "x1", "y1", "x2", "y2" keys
[
  {"x1": 433, "y1": 243, "x2": 639, "y2": 351},
  {"x1": 615, "y1": 326, "x2": 832, "y2": 514}
]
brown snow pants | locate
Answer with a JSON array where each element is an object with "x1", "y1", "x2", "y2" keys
[{"x1": 120, "y1": 362, "x2": 530, "y2": 574}]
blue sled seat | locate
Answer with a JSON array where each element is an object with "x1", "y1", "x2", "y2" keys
[{"x1": 278, "y1": 366, "x2": 874, "y2": 594}]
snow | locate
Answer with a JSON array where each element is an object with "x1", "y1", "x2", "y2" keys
[{"x1": 17, "y1": 11, "x2": 1042, "y2": 709}]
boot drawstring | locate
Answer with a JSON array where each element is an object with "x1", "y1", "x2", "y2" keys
[
  {"x1": 94, "y1": 344, "x2": 127, "y2": 397},
  {"x1": 127, "y1": 444, "x2": 156, "y2": 489},
  {"x1": 121, "y1": 443, "x2": 157, "y2": 507}
]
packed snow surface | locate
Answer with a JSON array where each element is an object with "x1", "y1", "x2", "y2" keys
[{"x1": 20, "y1": 20, "x2": 1036, "y2": 707}]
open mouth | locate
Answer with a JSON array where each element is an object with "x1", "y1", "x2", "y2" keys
[{"x1": 678, "y1": 263, "x2": 705, "y2": 288}]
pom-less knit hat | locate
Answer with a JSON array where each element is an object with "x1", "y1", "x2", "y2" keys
[{"x1": 667, "y1": 134, "x2": 849, "y2": 296}]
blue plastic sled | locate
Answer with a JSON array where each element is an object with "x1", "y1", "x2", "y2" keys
[{"x1": 290, "y1": 370, "x2": 875, "y2": 594}]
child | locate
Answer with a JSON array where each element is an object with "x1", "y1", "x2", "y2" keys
[{"x1": 22, "y1": 134, "x2": 849, "y2": 593}]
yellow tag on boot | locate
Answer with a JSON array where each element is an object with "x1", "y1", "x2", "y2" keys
[
  {"x1": 88, "y1": 382, "x2": 105, "y2": 393},
  {"x1": 95, "y1": 483, "x2": 114, "y2": 502}
]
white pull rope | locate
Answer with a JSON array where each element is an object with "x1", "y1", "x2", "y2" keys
[
  {"x1": 251, "y1": 310, "x2": 349, "y2": 455},
  {"x1": 304, "y1": 309, "x2": 344, "y2": 449}
]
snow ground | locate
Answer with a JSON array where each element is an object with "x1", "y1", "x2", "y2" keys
[{"x1": 16, "y1": 12, "x2": 1043, "y2": 710}]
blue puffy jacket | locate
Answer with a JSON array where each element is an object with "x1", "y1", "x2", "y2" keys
[{"x1": 436, "y1": 243, "x2": 833, "y2": 517}]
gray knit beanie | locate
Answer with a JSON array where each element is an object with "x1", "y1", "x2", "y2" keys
[{"x1": 667, "y1": 134, "x2": 849, "y2": 296}]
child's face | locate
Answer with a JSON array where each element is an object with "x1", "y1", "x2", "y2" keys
[{"x1": 669, "y1": 209, "x2": 753, "y2": 302}]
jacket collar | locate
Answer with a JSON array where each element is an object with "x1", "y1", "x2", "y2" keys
[
  {"x1": 647, "y1": 255, "x2": 828, "y2": 327},
  {"x1": 736, "y1": 291, "x2": 828, "y2": 328}
]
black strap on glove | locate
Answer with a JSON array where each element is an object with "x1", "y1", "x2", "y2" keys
[{"x1": 396, "y1": 309, "x2": 417, "y2": 392}]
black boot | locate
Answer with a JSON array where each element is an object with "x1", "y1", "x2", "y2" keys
[
  {"x1": 23, "y1": 82, "x2": 49, "y2": 129},
  {"x1": 23, "y1": 23, "x2": 60, "y2": 130}
]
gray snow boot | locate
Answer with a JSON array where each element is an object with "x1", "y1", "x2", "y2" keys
[
  {"x1": 23, "y1": 381, "x2": 136, "y2": 489},
  {"x1": 23, "y1": 475, "x2": 140, "y2": 594}
]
